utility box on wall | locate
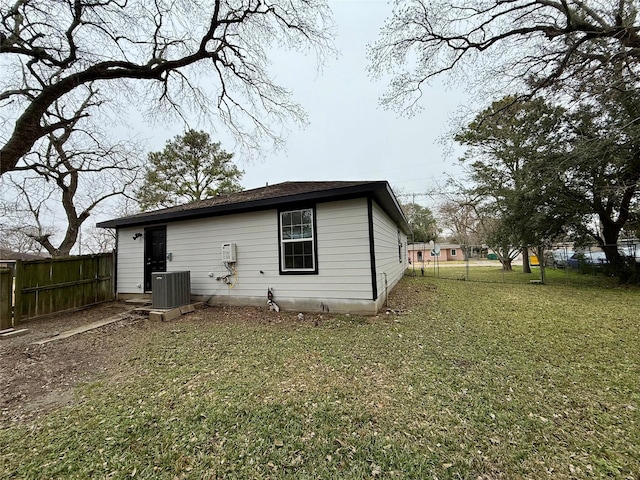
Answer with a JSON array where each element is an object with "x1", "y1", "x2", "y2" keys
[
  {"x1": 152, "y1": 271, "x2": 191, "y2": 309},
  {"x1": 221, "y1": 243, "x2": 237, "y2": 262}
]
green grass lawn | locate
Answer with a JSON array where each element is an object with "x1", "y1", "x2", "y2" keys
[
  {"x1": 409, "y1": 262, "x2": 627, "y2": 287},
  {"x1": 2, "y1": 275, "x2": 639, "y2": 479}
]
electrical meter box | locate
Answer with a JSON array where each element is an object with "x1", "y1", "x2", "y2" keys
[{"x1": 221, "y1": 243, "x2": 237, "y2": 262}]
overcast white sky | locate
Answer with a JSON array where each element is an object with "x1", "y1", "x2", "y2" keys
[
  {"x1": 3, "y1": 0, "x2": 473, "y2": 252},
  {"x1": 240, "y1": 1, "x2": 469, "y2": 197},
  {"x1": 134, "y1": 0, "x2": 470, "y2": 208}
]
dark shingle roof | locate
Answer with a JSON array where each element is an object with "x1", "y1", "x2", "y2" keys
[
  {"x1": 97, "y1": 180, "x2": 410, "y2": 232},
  {"x1": 0, "y1": 248, "x2": 47, "y2": 261}
]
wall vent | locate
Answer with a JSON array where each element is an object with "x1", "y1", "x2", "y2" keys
[{"x1": 152, "y1": 271, "x2": 191, "y2": 309}]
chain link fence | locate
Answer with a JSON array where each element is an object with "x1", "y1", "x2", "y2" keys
[{"x1": 406, "y1": 243, "x2": 639, "y2": 285}]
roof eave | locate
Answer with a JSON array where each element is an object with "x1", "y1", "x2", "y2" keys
[{"x1": 98, "y1": 181, "x2": 411, "y2": 233}]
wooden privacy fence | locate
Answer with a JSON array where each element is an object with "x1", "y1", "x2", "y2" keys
[{"x1": 13, "y1": 253, "x2": 115, "y2": 323}]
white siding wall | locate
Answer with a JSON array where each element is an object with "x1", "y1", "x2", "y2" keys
[
  {"x1": 167, "y1": 210, "x2": 276, "y2": 298},
  {"x1": 372, "y1": 200, "x2": 407, "y2": 305},
  {"x1": 115, "y1": 198, "x2": 375, "y2": 312},
  {"x1": 116, "y1": 227, "x2": 145, "y2": 293},
  {"x1": 284, "y1": 198, "x2": 372, "y2": 302}
]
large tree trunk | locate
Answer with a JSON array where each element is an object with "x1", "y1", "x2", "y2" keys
[
  {"x1": 500, "y1": 250, "x2": 513, "y2": 271},
  {"x1": 522, "y1": 246, "x2": 531, "y2": 274},
  {"x1": 600, "y1": 228, "x2": 627, "y2": 279},
  {"x1": 537, "y1": 246, "x2": 546, "y2": 284},
  {"x1": 597, "y1": 203, "x2": 630, "y2": 280},
  {"x1": 592, "y1": 161, "x2": 639, "y2": 280}
]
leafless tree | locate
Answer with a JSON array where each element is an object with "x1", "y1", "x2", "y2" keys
[
  {"x1": 368, "y1": 0, "x2": 640, "y2": 113},
  {"x1": 0, "y1": 0, "x2": 335, "y2": 175},
  {"x1": 437, "y1": 199, "x2": 482, "y2": 247},
  {"x1": 437, "y1": 188, "x2": 521, "y2": 270},
  {"x1": 81, "y1": 197, "x2": 141, "y2": 254},
  {"x1": 0, "y1": 219, "x2": 45, "y2": 254},
  {"x1": 81, "y1": 227, "x2": 116, "y2": 255},
  {"x1": 2, "y1": 87, "x2": 142, "y2": 257}
]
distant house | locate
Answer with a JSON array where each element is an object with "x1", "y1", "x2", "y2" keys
[
  {"x1": 97, "y1": 181, "x2": 410, "y2": 314},
  {"x1": 0, "y1": 249, "x2": 48, "y2": 274},
  {"x1": 407, "y1": 243, "x2": 466, "y2": 264}
]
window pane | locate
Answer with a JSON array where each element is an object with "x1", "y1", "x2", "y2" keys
[
  {"x1": 282, "y1": 240, "x2": 314, "y2": 271},
  {"x1": 281, "y1": 209, "x2": 315, "y2": 272}
]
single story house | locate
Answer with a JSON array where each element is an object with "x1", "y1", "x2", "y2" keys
[
  {"x1": 0, "y1": 248, "x2": 48, "y2": 274},
  {"x1": 407, "y1": 243, "x2": 466, "y2": 264},
  {"x1": 97, "y1": 181, "x2": 410, "y2": 314}
]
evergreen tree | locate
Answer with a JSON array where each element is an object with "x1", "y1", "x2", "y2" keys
[{"x1": 138, "y1": 131, "x2": 243, "y2": 211}]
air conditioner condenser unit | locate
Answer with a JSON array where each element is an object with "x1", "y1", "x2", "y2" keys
[{"x1": 152, "y1": 271, "x2": 191, "y2": 309}]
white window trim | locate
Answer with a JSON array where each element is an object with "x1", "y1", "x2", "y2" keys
[{"x1": 280, "y1": 208, "x2": 316, "y2": 273}]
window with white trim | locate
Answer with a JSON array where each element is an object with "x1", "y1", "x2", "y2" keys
[
  {"x1": 451, "y1": 248, "x2": 457, "y2": 256},
  {"x1": 280, "y1": 208, "x2": 316, "y2": 272}
]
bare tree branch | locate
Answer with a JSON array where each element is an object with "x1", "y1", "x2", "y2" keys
[
  {"x1": 1, "y1": 0, "x2": 335, "y2": 174},
  {"x1": 1, "y1": 86, "x2": 144, "y2": 256},
  {"x1": 368, "y1": 0, "x2": 640, "y2": 114}
]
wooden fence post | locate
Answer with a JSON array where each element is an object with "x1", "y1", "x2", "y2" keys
[
  {"x1": 13, "y1": 260, "x2": 23, "y2": 325},
  {"x1": 0, "y1": 268, "x2": 12, "y2": 330}
]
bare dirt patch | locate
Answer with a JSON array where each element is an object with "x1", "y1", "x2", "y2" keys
[
  {"x1": 0, "y1": 302, "x2": 144, "y2": 423},
  {"x1": 0, "y1": 301, "x2": 324, "y2": 424},
  {"x1": 0, "y1": 280, "x2": 432, "y2": 424}
]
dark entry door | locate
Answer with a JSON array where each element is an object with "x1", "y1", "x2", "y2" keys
[{"x1": 144, "y1": 226, "x2": 166, "y2": 291}]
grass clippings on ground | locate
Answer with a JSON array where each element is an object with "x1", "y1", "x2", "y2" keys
[{"x1": 1, "y1": 275, "x2": 639, "y2": 479}]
